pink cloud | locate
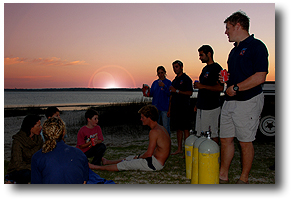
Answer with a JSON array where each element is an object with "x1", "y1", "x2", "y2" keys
[
  {"x1": 18, "y1": 76, "x2": 52, "y2": 79},
  {"x1": 4, "y1": 57, "x2": 27, "y2": 65},
  {"x1": 32, "y1": 57, "x2": 88, "y2": 66},
  {"x1": 4, "y1": 56, "x2": 88, "y2": 66}
]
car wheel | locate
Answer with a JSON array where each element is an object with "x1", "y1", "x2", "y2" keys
[{"x1": 259, "y1": 115, "x2": 275, "y2": 137}]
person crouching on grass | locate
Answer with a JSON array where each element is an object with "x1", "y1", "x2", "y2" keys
[
  {"x1": 76, "y1": 109, "x2": 106, "y2": 166},
  {"x1": 89, "y1": 105, "x2": 171, "y2": 172},
  {"x1": 31, "y1": 117, "x2": 89, "y2": 184}
]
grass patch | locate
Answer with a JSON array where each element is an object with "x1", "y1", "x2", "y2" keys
[
  {"x1": 4, "y1": 100, "x2": 275, "y2": 184},
  {"x1": 89, "y1": 137, "x2": 275, "y2": 184},
  {"x1": 3, "y1": 133, "x2": 275, "y2": 184},
  {"x1": 91, "y1": 139, "x2": 190, "y2": 184}
]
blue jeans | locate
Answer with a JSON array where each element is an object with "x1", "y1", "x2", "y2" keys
[{"x1": 158, "y1": 110, "x2": 171, "y2": 136}]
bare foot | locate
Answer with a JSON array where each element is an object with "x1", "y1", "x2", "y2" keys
[
  {"x1": 102, "y1": 157, "x2": 110, "y2": 165},
  {"x1": 88, "y1": 163, "x2": 97, "y2": 170},
  {"x1": 171, "y1": 150, "x2": 183, "y2": 155},
  {"x1": 89, "y1": 163, "x2": 104, "y2": 170}
]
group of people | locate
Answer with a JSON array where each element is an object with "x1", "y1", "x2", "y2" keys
[
  {"x1": 6, "y1": 104, "x2": 168, "y2": 183},
  {"x1": 5, "y1": 11, "x2": 269, "y2": 184},
  {"x1": 143, "y1": 11, "x2": 269, "y2": 184},
  {"x1": 6, "y1": 106, "x2": 114, "y2": 184}
]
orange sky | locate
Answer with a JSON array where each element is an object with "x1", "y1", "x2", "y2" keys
[{"x1": 4, "y1": 3, "x2": 275, "y2": 89}]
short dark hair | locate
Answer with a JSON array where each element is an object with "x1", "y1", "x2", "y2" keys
[
  {"x1": 85, "y1": 109, "x2": 98, "y2": 123},
  {"x1": 198, "y1": 45, "x2": 214, "y2": 59},
  {"x1": 172, "y1": 60, "x2": 183, "y2": 67},
  {"x1": 45, "y1": 106, "x2": 60, "y2": 118},
  {"x1": 224, "y1": 11, "x2": 250, "y2": 32},
  {"x1": 21, "y1": 114, "x2": 41, "y2": 137},
  {"x1": 157, "y1": 66, "x2": 166, "y2": 73},
  {"x1": 138, "y1": 105, "x2": 159, "y2": 122}
]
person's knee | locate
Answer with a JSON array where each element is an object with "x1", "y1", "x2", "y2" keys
[
  {"x1": 92, "y1": 143, "x2": 106, "y2": 153},
  {"x1": 239, "y1": 141, "x2": 253, "y2": 149},
  {"x1": 100, "y1": 143, "x2": 106, "y2": 152},
  {"x1": 220, "y1": 137, "x2": 234, "y2": 145}
]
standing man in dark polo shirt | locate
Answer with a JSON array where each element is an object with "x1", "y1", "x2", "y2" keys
[
  {"x1": 194, "y1": 45, "x2": 224, "y2": 144},
  {"x1": 219, "y1": 11, "x2": 269, "y2": 184},
  {"x1": 168, "y1": 60, "x2": 193, "y2": 155}
]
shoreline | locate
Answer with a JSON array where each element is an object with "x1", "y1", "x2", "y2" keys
[
  {"x1": 4, "y1": 102, "x2": 112, "y2": 111},
  {"x1": 4, "y1": 101, "x2": 151, "y2": 112}
]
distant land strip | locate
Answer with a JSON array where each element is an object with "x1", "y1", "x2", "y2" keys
[{"x1": 4, "y1": 88, "x2": 142, "y2": 92}]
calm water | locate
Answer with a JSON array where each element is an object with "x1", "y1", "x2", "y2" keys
[{"x1": 4, "y1": 90, "x2": 149, "y2": 109}]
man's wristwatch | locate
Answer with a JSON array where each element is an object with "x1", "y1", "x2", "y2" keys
[
  {"x1": 176, "y1": 89, "x2": 179, "y2": 93},
  {"x1": 233, "y1": 84, "x2": 239, "y2": 92}
]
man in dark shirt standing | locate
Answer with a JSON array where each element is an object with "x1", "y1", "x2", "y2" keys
[
  {"x1": 219, "y1": 11, "x2": 269, "y2": 184},
  {"x1": 168, "y1": 60, "x2": 193, "y2": 155},
  {"x1": 194, "y1": 45, "x2": 224, "y2": 144}
]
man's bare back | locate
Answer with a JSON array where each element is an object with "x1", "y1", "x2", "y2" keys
[
  {"x1": 151, "y1": 124, "x2": 171, "y2": 166},
  {"x1": 89, "y1": 105, "x2": 171, "y2": 172}
]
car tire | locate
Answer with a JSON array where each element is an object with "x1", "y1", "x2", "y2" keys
[{"x1": 259, "y1": 115, "x2": 275, "y2": 137}]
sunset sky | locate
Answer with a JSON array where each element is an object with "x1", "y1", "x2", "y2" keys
[
  {"x1": 4, "y1": 2, "x2": 292, "y2": 198},
  {"x1": 4, "y1": 3, "x2": 275, "y2": 89}
]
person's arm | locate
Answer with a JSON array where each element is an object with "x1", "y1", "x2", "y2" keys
[
  {"x1": 79, "y1": 141, "x2": 91, "y2": 149},
  {"x1": 10, "y1": 140, "x2": 30, "y2": 171},
  {"x1": 226, "y1": 72, "x2": 267, "y2": 96},
  {"x1": 169, "y1": 86, "x2": 193, "y2": 96},
  {"x1": 149, "y1": 82, "x2": 155, "y2": 97},
  {"x1": 93, "y1": 136, "x2": 103, "y2": 145},
  {"x1": 194, "y1": 81, "x2": 224, "y2": 92},
  {"x1": 138, "y1": 130, "x2": 157, "y2": 159},
  {"x1": 31, "y1": 154, "x2": 42, "y2": 184},
  {"x1": 167, "y1": 95, "x2": 172, "y2": 117},
  {"x1": 93, "y1": 126, "x2": 104, "y2": 145},
  {"x1": 94, "y1": 139, "x2": 103, "y2": 145},
  {"x1": 160, "y1": 81, "x2": 171, "y2": 96},
  {"x1": 177, "y1": 90, "x2": 193, "y2": 96},
  {"x1": 77, "y1": 128, "x2": 91, "y2": 149},
  {"x1": 80, "y1": 137, "x2": 102, "y2": 148}
]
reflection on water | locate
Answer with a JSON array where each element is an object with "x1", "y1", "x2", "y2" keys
[
  {"x1": 4, "y1": 90, "x2": 147, "y2": 109},
  {"x1": 5, "y1": 90, "x2": 198, "y2": 110}
]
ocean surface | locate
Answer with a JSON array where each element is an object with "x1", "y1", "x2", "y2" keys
[
  {"x1": 4, "y1": 89, "x2": 199, "y2": 110},
  {"x1": 4, "y1": 90, "x2": 150, "y2": 110}
]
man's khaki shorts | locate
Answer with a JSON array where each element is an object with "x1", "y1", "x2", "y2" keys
[
  {"x1": 220, "y1": 93, "x2": 264, "y2": 142},
  {"x1": 117, "y1": 156, "x2": 164, "y2": 171},
  {"x1": 195, "y1": 107, "x2": 221, "y2": 138}
]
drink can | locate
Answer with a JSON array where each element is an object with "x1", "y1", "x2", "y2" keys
[
  {"x1": 142, "y1": 84, "x2": 150, "y2": 97},
  {"x1": 90, "y1": 137, "x2": 96, "y2": 146},
  {"x1": 220, "y1": 69, "x2": 228, "y2": 82}
]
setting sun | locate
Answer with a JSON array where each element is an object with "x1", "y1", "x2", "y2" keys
[{"x1": 88, "y1": 65, "x2": 137, "y2": 88}]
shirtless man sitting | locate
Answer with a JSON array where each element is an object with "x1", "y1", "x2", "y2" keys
[{"x1": 89, "y1": 105, "x2": 171, "y2": 172}]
